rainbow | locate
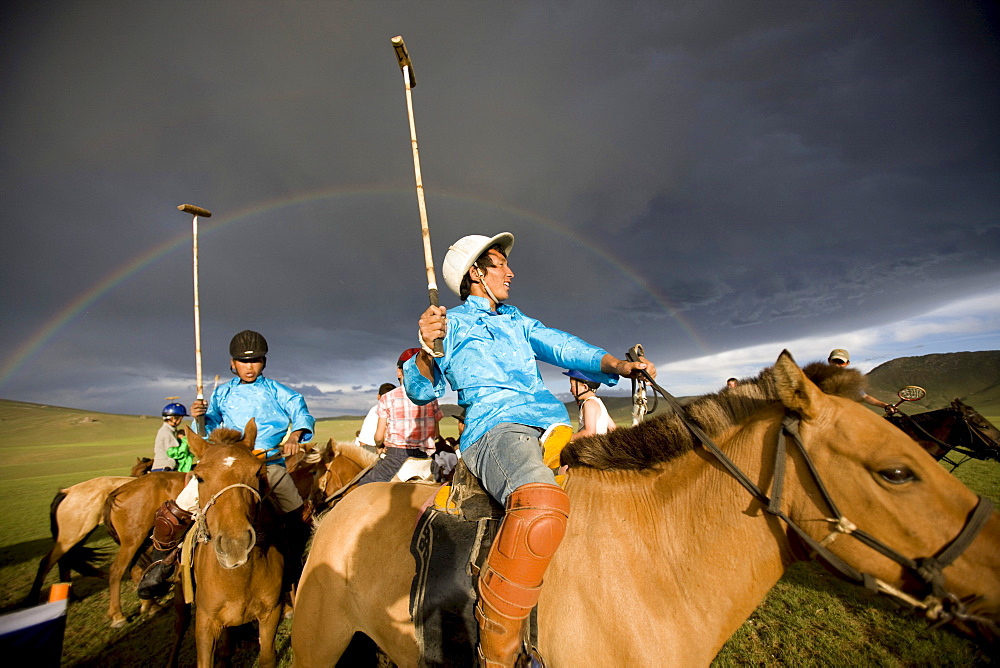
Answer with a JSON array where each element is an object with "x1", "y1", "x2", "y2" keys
[{"x1": 0, "y1": 187, "x2": 708, "y2": 388}]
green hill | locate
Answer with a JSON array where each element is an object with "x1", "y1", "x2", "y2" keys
[{"x1": 864, "y1": 350, "x2": 1000, "y2": 419}]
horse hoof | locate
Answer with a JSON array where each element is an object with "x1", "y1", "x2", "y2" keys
[{"x1": 110, "y1": 617, "x2": 127, "y2": 629}]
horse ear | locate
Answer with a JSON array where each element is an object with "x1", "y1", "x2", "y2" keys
[
  {"x1": 186, "y1": 427, "x2": 208, "y2": 459},
  {"x1": 241, "y1": 418, "x2": 257, "y2": 449},
  {"x1": 773, "y1": 350, "x2": 825, "y2": 420}
]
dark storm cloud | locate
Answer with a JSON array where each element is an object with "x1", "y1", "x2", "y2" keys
[{"x1": 1, "y1": 1, "x2": 997, "y2": 416}]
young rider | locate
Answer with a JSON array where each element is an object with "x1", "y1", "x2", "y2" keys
[
  {"x1": 402, "y1": 232, "x2": 655, "y2": 667},
  {"x1": 356, "y1": 349, "x2": 443, "y2": 485},
  {"x1": 564, "y1": 369, "x2": 617, "y2": 440},
  {"x1": 151, "y1": 402, "x2": 188, "y2": 472},
  {"x1": 137, "y1": 330, "x2": 315, "y2": 599}
]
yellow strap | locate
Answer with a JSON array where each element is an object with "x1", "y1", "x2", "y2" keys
[
  {"x1": 433, "y1": 484, "x2": 458, "y2": 514},
  {"x1": 541, "y1": 424, "x2": 573, "y2": 469},
  {"x1": 180, "y1": 523, "x2": 197, "y2": 604}
]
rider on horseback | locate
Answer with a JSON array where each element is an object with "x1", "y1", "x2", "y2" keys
[
  {"x1": 827, "y1": 349, "x2": 896, "y2": 413},
  {"x1": 404, "y1": 233, "x2": 656, "y2": 667},
  {"x1": 138, "y1": 330, "x2": 315, "y2": 600},
  {"x1": 151, "y1": 402, "x2": 188, "y2": 472}
]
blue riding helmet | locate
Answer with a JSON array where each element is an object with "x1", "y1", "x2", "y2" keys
[
  {"x1": 563, "y1": 369, "x2": 603, "y2": 384},
  {"x1": 162, "y1": 403, "x2": 188, "y2": 417}
]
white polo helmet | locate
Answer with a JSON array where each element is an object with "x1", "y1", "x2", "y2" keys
[{"x1": 442, "y1": 232, "x2": 514, "y2": 297}]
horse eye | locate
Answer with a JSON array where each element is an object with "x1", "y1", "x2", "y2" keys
[
  {"x1": 879, "y1": 467, "x2": 917, "y2": 484},
  {"x1": 194, "y1": 474, "x2": 204, "y2": 484}
]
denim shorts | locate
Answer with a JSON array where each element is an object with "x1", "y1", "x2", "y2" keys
[
  {"x1": 461, "y1": 422, "x2": 556, "y2": 506},
  {"x1": 357, "y1": 447, "x2": 427, "y2": 485}
]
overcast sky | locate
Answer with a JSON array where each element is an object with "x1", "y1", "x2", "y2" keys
[{"x1": 2, "y1": 1, "x2": 997, "y2": 418}]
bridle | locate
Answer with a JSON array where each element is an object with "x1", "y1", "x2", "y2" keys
[
  {"x1": 192, "y1": 480, "x2": 266, "y2": 547},
  {"x1": 635, "y1": 369, "x2": 997, "y2": 633},
  {"x1": 179, "y1": 458, "x2": 273, "y2": 602}
]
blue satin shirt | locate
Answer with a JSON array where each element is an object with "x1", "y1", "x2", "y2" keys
[
  {"x1": 202, "y1": 375, "x2": 315, "y2": 465},
  {"x1": 403, "y1": 296, "x2": 618, "y2": 450}
]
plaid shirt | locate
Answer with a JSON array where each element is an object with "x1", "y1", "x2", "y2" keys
[{"x1": 377, "y1": 386, "x2": 442, "y2": 448}]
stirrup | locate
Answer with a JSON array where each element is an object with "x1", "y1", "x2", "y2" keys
[
  {"x1": 137, "y1": 554, "x2": 176, "y2": 600},
  {"x1": 477, "y1": 642, "x2": 545, "y2": 668},
  {"x1": 515, "y1": 644, "x2": 545, "y2": 668}
]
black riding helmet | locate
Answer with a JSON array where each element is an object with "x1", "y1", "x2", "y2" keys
[{"x1": 230, "y1": 330, "x2": 268, "y2": 360}]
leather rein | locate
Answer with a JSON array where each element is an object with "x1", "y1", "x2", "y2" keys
[{"x1": 633, "y1": 368, "x2": 996, "y2": 632}]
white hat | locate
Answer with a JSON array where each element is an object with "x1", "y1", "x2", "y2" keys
[
  {"x1": 828, "y1": 348, "x2": 850, "y2": 363},
  {"x1": 442, "y1": 233, "x2": 515, "y2": 297}
]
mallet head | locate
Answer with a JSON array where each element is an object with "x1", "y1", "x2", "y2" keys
[
  {"x1": 177, "y1": 204, "x2": 212, "y2": 218},
  {"x1": 391, "y1": 35, "x2": 416, "y2": 88}
]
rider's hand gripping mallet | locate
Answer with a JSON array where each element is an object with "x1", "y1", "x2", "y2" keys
[
  {"x1": 177, "y1": 204, "x2": 212, "y2": 400},
  {"x1": 391, "y1": 35, "x2": 444, "y2": 357}
]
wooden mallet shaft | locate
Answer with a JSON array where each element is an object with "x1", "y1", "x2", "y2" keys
[
  {"x1": 177, "y1": 203, "x2": 212, "y2": 399},
  {"x1": 391, "y1": 35, "x2": 443, "y2": 356}
]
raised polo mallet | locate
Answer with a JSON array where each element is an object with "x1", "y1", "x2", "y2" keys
[
  {"x1": 177, "y1": 204, "x2": 212, "y2": 400},
  {"x1": 391, "y1": 35, "x2": 444, "y2": 357}
]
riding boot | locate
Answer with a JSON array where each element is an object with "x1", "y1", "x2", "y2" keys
[
  {"x1": 137, "y1": 500, "x2": 193, "y2": 600},
  {"x1": 475, "y1": 483, "x2": 570, "y2": 668}
]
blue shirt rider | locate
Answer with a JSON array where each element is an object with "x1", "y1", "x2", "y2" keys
[{"x1": 403, "y1": 232, "x2": 656, "y2": 666}]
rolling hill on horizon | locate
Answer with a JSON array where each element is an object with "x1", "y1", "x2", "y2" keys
[{"x1": 4, "y1": 350, "x2": 995, "y2": 433}]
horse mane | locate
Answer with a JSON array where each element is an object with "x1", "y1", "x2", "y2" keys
[
  {"x1": 561, "y1": 361, "x2": 865, "y2": 471},
  {"x1": 300, "y1": 439, "x2": 330, "y2": 465},
  {"x1": 206, "y1": 426, "x2": 246, "y2": 445},
  {"x1": 333, "y1": 442, "x2": 379, "y2": 468}
]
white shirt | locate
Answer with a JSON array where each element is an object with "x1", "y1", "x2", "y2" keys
[{"x1": 355, "y1": 405, "x2": 379, "y2": 446}]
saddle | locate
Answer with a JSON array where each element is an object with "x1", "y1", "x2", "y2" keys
[
  {"x1": 408, "y1": 424, "x2": 572, "y2": 666},
  {"x1": 409, "y1": 460, "x2": 505, "y2": 667}
]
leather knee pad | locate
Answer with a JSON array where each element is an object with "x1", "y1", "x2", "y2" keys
[
  {"x1": 151, "y1": 499, "x2": 194, "y2": 551},
  {"x1": 478, "y1": 483, "x2": 570, "y2": 621}
]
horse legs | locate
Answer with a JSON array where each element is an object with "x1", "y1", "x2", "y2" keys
[
  {"x1": 290, "y1": 570, "x2": 357, "y2": 667},
  {"x1": 27, "y1": 546, "x2": 64, "y2": 604},
  {"x1": 257, "y1": 606, "x2": 283, "y2": 668},
  {"x1": 167, "y1": 598, "x2": 191, "y2": 668},
  {"x1": 194, "y1": 613, "x2": 224, "y2": 668},
  {"x1": 107, "y1": 537, "x2": 143, "y2": 627}
]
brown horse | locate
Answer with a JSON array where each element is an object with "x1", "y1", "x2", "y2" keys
[
  {"x1": 25, "y1": 457, "x2": 153, "y2": 603},
  {"x1": 291, "y1": 352, "x2": 1000, "y2": 665},
  {"x1": 284, "y1": 439, "x2": 333, "y2": 511},
  {"x1": 101, "y1": 440, "x2": 336, "y2": 627},
  {"x1": 889, "y1": 399, "x2": 1000, "y2": 470},
  {"x1": 103, "y1": 470, "x2": 187, "y2": 627},
  {"x1": 166, "y1": 419, "x2": 284, "y2": 668},
  {"x1": 313, "y1": 441, "x2": 379, "y2": 510}
]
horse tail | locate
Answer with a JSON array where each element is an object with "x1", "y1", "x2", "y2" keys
[
  {"x1": 62, "y1": 542, "x2": 108, "y2": 577},
  {"x1": 49, "y1": 489, "x2": 68, "y2": 540},
  {"x1": 49, "y1": 488, "x2": 107, "y2": 578},
  {"x1": 102, "y1": 487, "x2": 123, "y2": 545}
]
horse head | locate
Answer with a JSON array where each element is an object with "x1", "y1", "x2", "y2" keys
[
  {"x1": 953, "y1": 400, "x2": 1000, "y2": 457},
  {"x1": 770, "y1": 352, "x2": 1000, "y2": 641},
  {"x1": 185, "y1": 418, "x2": 269, "y2": 569},
  {"x1": 130, "y1": 457, "x2": 153, "y2": 476}
]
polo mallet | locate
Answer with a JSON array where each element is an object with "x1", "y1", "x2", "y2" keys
[
  {"x1": 177, "y1": 204, "x2": 212, "y2": 400},
  {"x1": 391, "y1": 35, "x2": 443, "y2": 357}
]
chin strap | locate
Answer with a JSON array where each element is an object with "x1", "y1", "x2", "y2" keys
[{"x1": 474, "y1": 266, "x2": 503, "y2": 308}]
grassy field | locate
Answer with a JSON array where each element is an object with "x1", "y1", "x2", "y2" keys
[{"x1": 0, "y1": 399, "x2": 996, "y2": 666}]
